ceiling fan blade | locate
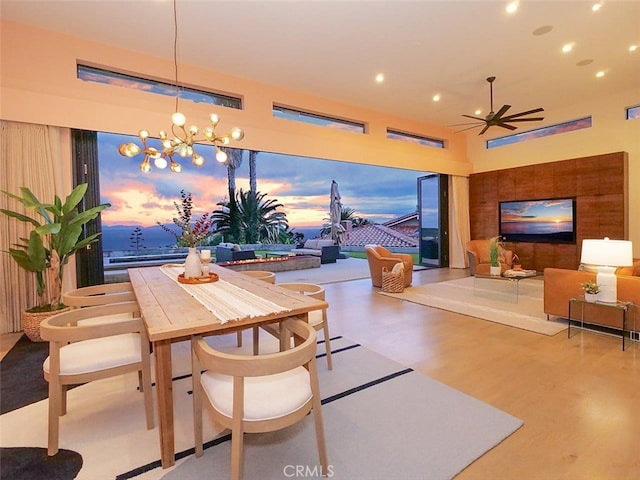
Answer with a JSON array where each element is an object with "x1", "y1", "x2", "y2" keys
[
  {"x1": 501, "y1": 107, "x2": 544, "y2": 120},
  {"x1": 454, "y1": 125, "x2": 483, "y2": 133},
  {"x1": 496, "y1": 123, "x2": 518, "y2": 131},
  {"x1": 462, "y1": 114, "x2": 486, "y2": 122},
  {"x1": 492, "y1": 104, "x2": 511, "y2": 120},
  {"x1": 478, "y1": 124, "x2": 491, "y2": 135},
  {"x1": 448, "y1": 121, "x2": 485, "y2": 127},
  {"x1": 503, "y1": 117, "x2": 544, "y2": 122}
]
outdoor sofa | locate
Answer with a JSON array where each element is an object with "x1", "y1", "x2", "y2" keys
[
  {"x1": 290, "y1": 239, "x2": 340, "y2": 264},
  {"x1": 215, "y1": 244, "x2": 256, "y2": 263}
]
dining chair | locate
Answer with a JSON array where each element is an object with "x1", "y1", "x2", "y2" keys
[
  {"x1": 255, "y1": 283, "x2": 332, "y2": 370},
  {"x1": 62, "y1": 282, "x2": 135, "y2": 307},
  {"x1": 40, "y1": 301, "x2": 154, "y2": 456},
  {"x1": 191, "y1": 318, "x2": 328, "y2": 480},
  {"x1": 237, "y1": 270, "x2": 276, "y2": 348}
]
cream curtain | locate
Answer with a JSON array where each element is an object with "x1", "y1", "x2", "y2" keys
[
  {"x1": 448, "y1": 175, "x2": 470, "y2": 269},
  {"x1": 0, "y1": 120, "x2": 63, "y2": 334}
]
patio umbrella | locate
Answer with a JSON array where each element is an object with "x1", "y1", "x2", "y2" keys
[{"x1": 330, "y1": 180, "x2": 345, "y2": 245}]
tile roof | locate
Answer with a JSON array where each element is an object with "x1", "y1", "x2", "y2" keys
[{"x1": 340, "y1": 223, "x2": 418, "y2": 247}]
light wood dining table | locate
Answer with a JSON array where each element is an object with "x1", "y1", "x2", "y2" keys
[{"x1": 128, "y1": 264, "x2": 328, "y2": 469}]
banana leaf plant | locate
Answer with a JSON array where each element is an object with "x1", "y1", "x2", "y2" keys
[{"x1": 1, "y1": 183, "x2": 110, "y2": 312}]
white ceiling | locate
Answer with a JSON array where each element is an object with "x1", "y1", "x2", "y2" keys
[{"x1": 2, "y1": 0, "x2": 639, "y2": 133}]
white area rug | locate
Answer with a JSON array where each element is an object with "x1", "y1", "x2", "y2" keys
[
  {"x1": 381, "y1": 276, "x2": 567, "y2": 336},
  {"x1": 0, "y1": 336, "x2": 523, "y2": 480},
  {"x1": 158, "y1": 337, "x2": 522, "y2": 480}
]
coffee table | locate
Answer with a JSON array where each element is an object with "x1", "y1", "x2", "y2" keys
[{"x1": 473, "y1": 270, "x2": 540, "y2": 303}]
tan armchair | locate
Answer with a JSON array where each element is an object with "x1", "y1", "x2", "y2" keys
[
  {"x1": 466, "y1": 239, "x2": 513, "y2": 275},
  {"x1": 365, "y1": 245, "x2": 413, "y2": 288}
]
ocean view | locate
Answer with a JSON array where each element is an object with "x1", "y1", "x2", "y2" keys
[{"x1": 101, "y1": 224, "x2": 322, "y2": 252}]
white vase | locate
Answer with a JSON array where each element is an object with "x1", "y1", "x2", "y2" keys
[
  {"x1": 584, "y1": 292, "x2": 598, "y2": 303},
  {"x1": 490, "y1": 265, "x2": 501, "y2": 276},
  {"x1": 184, "y1": 247, "x2": 202, "y2": 278}
]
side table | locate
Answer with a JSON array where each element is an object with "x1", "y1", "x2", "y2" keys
[{"x1": 568, "y1": 297, "x2": 633, "y2": 351}]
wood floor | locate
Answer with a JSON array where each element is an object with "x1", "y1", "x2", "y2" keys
[{"x1": 2, "y1": 267, "x2": 638, "y2": 479}]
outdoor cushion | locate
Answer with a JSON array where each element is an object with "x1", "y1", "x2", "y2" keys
[
  {"x1": 316, "y1": 239, "x2": 334, "y2": 248},
  {"x1": 304, "y1": 239, "x2": 319, "y2": 249},
  {"x1": 43, "y1": 333, "x2": 142, "y2": 375},
  {"x1": 200, "y1": 366, "x2": 312, "y2": 421}
]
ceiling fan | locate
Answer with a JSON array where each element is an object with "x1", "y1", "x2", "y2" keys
[{"x1": 455, "y1": 76, "x2": 544, "y2": 135}]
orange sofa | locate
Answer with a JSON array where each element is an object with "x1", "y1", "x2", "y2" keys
[
  {"x1": 364, "y1": 245, "x2": 413, "y2": 288},
  {"x1": 544, "y1": 260, "x2": 640, "y2": 330},
  {"x1": 466, "y1": 239, "x2": 513, "y2": 275}
]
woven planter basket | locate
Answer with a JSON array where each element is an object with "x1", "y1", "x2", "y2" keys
[
  {"x1": 22, "y1": 307, "x2": 70, "y2": 342},
  {"x1": 382, "y1": 268, "x2": 405, "y2": 293}
]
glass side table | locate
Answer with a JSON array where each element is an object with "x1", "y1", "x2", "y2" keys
[{"x1": 568, "y1": 297, "x2": 633, "y2": 351}]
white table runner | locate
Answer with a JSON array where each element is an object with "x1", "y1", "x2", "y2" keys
[{"x1": 160, "y1": 265, "x2": 291, "y2": 323}]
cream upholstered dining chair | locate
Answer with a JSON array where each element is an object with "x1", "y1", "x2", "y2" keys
[
  {"x1": 191, "y1": 318, "x2": 328, "y2": 480},
  {"x1": 62, "y1": 282, "x2": 135, "y2": 307},
  {"x1": 255, "y1": 283, "x2": 332, "y2": 370},
  {"x1": 40, "y1": 301, "x2": 154, "y2": 456},
  {"x1": 237, "y1": 271, "x2": 276, "y2": 347}
]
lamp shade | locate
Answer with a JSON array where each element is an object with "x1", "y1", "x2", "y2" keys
[{"x1": 580, "y1": 238, "x2": 633, "y2": 267}]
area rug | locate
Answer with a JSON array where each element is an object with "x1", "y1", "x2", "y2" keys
[
  {"x1": 381, "y1": 276, "x2": 567, "y2": 336},
  {"x1": 1, "y1": 336, "x2": 522, "y2": 480}
]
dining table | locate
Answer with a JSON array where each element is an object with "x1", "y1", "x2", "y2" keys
[{"x1": 128, "y1": 264, "x2": 329, "y2": 469}]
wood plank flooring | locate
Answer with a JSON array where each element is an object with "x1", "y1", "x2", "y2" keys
[{"x1": 2, "y1": 267, "x2": 638, "y2": 479}]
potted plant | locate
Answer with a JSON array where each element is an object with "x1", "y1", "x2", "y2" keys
[
  {"x1": 1, "y1": 183, "x2": 110, "y2": 341},
  {"x1": 489, "y1": 236, "x2": 502, "y2": 276},
  {"x1": 580, "y1": 280, "x2": 600, "y2": 303}
]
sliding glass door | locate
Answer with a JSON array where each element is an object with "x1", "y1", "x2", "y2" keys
[{"x1": 418, "y1": 174, "x2": 448, "y2": 267}]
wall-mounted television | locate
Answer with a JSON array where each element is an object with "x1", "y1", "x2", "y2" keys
[{"x1": 499, "y1": 198, "x2": 576, "y2": 244}]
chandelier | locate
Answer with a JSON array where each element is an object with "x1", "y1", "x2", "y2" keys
[{"x1": 118, "y1": 0, "x2": 244, "y2": 173}]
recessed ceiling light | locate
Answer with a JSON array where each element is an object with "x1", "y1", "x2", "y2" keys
[
  {"x1": 595, "y1": 70, "x2": 606, "y2": 78},
  {"x1": 375, "y1": 73, "x2": 384, "y2": 83},
  {"x1": 475, "y1": 109, "x2": 482, "y2": 116},
  {"x1": 562, "y1": 43, "x2": 574, "y2": 53},
  {"x1": 506, "y1": 1, "x2": 519, "y2": 14},
  {"x1": 630, "y1": 45, "x2": 638, "y2": 52},
  {"x1": 592, "y1": 2, "x2": 602, "y2": 12},
  {"x1": 432, "y1": 94, "x2": 441, "y2": 102}
]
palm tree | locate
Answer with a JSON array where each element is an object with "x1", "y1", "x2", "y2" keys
[
  {"x1": 220, "y1": 147, "x2": 244, "y2": 243},
  {"x1": 249, "y1": 150, "x2": 258, "y2": 194},
  {"x1": 212, "y1": 189, "x2": 289, "y2": 244}
]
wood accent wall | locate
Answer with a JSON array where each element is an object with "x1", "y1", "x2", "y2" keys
[{"x1": 469, "y1": 152, "x2": 628, "y2": 271}]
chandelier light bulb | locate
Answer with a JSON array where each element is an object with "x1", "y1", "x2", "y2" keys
[
  {"x1": 209, "y1": 113, "x2": 219, "y2": 125},
  {"x1": 221, "y1": 136, "x2": 230, "y2": 145},
  {"x1": 159, "y1": 131, "x2": 168, "y2": 140},
  {"x1": 139, "y1": 129, "x2": 150, "y2": 139},
  {"x1": 231, "y1": 127, "x2": 244, "y2": 141},
  {"x1": 154, "y1": 156, "x2": 168, "y2": 169},
  {"x1": 188, "y1": 125, "x2": 199, "y2": 135},
  {"x1": 170, "y1": 160, "x2": 182, "y2": 173},
  {"x1": 139, "y1": 159, "x2": 152, "y2": 173},
  {"x1": 203, "y1": 127, "x2": 215, "y2": 140},
  {"x1": 171, "y1": 112, "x2": 186, "y2": 127},
  {"x1": 192, "y1": 154, "x2": 205, "y2": 167},
  {"x1": 216, "y1": 149, "x2": 228, "y2": 163}
]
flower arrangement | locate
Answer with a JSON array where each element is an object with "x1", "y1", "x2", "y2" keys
[
  {"x1": 580, "y1": 280, "x2": 601, "y2": 295},
  {"x1": 158, "y1": 190, "x2": 214, "y2": 248}
]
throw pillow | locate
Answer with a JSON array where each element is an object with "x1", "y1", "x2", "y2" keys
[{"x1": 391, "y1": 262, "x2": 404, "y2": 275}]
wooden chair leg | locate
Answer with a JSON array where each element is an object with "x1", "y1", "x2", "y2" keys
[
  {"x1": 309, "y1": 359, "x2": 328, "y2": 474},
  {"x1": 236, "y1": 331, "x2": 243, "y2": 347},
  {"x1": 192, "y1": 350, "x2": 204, "y2": 457},
  {"x1": 322, "y1": 320, "x2": 333, "y2": 371},
  {"x1": 48, "y1": 379, "x2": 60, "y2": 456},
  {"x1": 141, "y1": 366, "x2": 154, "y2": 429},
  {"x1": 60, "y1": 385, "x2": 67, "y2": 416},
  {"x1": 252, "y1": 327, "x2": 260, "y2": 355}
]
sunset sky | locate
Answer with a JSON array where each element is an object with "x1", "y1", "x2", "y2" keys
[{"x1": 98, "y1": 132, "x2": 432, "y2": 229}]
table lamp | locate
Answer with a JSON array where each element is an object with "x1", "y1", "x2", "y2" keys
[{"x1": 580, "y1": 237, "x2": 633, "y2": 303}]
